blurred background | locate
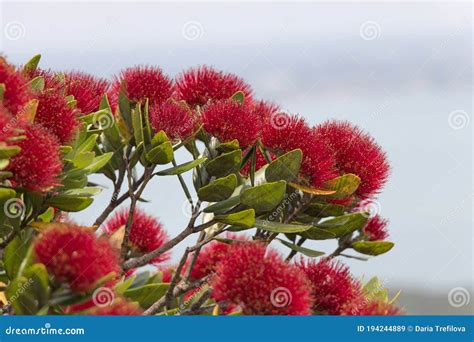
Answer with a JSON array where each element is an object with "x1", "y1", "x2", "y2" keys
[{"x1": 1, "y1": 0, "x2": 472, "y2": 314}]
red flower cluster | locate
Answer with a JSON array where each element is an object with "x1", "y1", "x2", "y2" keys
[
  {"x1": 202, "y1": 100, "x2": 261, "y2": 147},
  {"x1": 261, "y1": 113, "x2": 337, "y2": 186},
  {"x1": 363, "y1": 215, "x2": 389, "y2": 241},
  {"x1": 0, "y1": 104, "x2": 15, "y2": 143},
  {"x1": 34, "y1": 223, "x2": 121, "y2": 292},
  {"x1": 35, "y1": 90, "x2": 79, "y2": 144},
  {"x1": 176, "y1": 66, "x2": 253, "y2": 107},
  {"x1": 103, "y1": 207, "x2": 170, "y2": 265},
  {"x1": 7, "y1": 122, "x2": 63, "y2": 191},
  {"x1": 0, "y1": 56, "x2": 33, "y2": 115},
  {"x1": 87, "y1": 298, "x2": 143, "y2": 316},
  {"x1": 212, "y1": 243, "x2": 312, "y2": 315},
  {"x1": 297, "y1": 258, "x2": 360, "y2": 315},
  {"x1": 64, "y1": 72, "x2": 110, "y2": 114},
  {"x1": 150, "y1": 100, "x2": 198, "y2": 141},
  {"x1": 314, "y1": 120, "x2": 390, "y2": 198},
  {"x1": 111, "y1": 66, "x2": 173, "y2": 105}
]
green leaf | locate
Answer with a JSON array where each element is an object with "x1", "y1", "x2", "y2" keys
[
  {"x1": 118, "y1": 91, "x2": 132, "y2": 127},
  {"x1": 216, "y1": 139, "x2": 239, "y2": 153},
  {"x1": 301, "y1": 227, "x2": 337, "y2": 240},
  {"x1": 214, "y1": 209, "x2": 255, "y2": 228},
  {"x1": 28, "y1": 76, "x2": 45, "y2": 92},
  {"x1": 203, "y1": 195, "x2": 240, "y2": 213},
  {"x1": 254, "y1": 219, "x2": 311, "y2": 233},
  {"x1": 265, "y1": 149, "x2": 302, "y2": 182},
  {"x1": 23, "y1": 263, "x2": 50, "y2": 309},
  {"x1": 324, "y1": 173, "x2": 361, "y2": 199},
  {"x1": 132, "y1": 106, "x2": 144, "y2": 147},
  {"x1": 0, "y1": 146, "x2": 21, "y2": 159},
  {"x1": 240, "y1": 180, "x2": 286, "y2": 213},
  {"x1": 22, "y1": 54, "x2": 41, "y2": 74},
  {"x1": 230, "y1": 91, "x2": 245, "y2": 103},
  {"x1": 4, "y1": 234, "x2": 33, "y2": 280},
  {"x1": 0, "y1": 188, "x2": 16, "y2": 202},
  {"x1": 198, "y1": 174, "x2": 237, "y2": 202},
  {"x1": 146, "y1": 141, "x2": 173, "y2": 165},
  {"x1": 62, "y1": 187, "x2": 102, "y2": 197},
  {"x1": 75, "y1": 134, "x2": 98, "y2": 155},
  {"x1": 289, "y1": 182, "x2": 336, "y2": 196},
  {"x1": 275, "y1": 238, "x2": 325, "y2": 257},
  {"x1": 47, "y1": 196, "x2": 93, "y2": 212},
  {"x1": 0, "y1": 84, "x2": 4, "y2": 101},
  {"x1": 352, "y1": 241, "x2": 394, "y2": 256},
  {"x1": 72, "y1": 151, "x2": 95, "y2": 168},
  {"x1": 316, "y1": 213, "x2": 368, "y2": 237},
  {"x1": 362, "y1": 277, "x2": 389, "y2": 302},
  {"x1": 156, "y1": 158, "x2": 206, "y2": 176},
  {"x1": 6, "y1": 276, "x2": 37, "y2": 314},
  {"x1": 38, "y1": 207, "x2": 54, "y2": 223},
  {"x1": 205, "y1": 150, "x2": 242, "y2": 177},
  {"x1": 303, "y1": 203, "x2": 345, "y2": 217},
  {"x1": 151, "y1": 130, "x2": 169, "y2": 147},
  {"x1": 123, "y1": 283, "x2": 169, "y2": 309},
  {"x1": 84, "y1": 152, "x2": 114, "y2": 173}
]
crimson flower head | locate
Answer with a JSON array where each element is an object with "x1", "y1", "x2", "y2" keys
[
  {"x1": 87, "y1": 298, "x2": 143, "y2": 315},
  {"x1": 212, "y1": 242, "x2": 312, "y2": 315},
  {"x1": 7, "y1": 123, "x2": 63, "y2": 191},
  {"x1": 261, "y1": 113, "x2": 337, "y2": 186},
  {"x1": 363, "y1": 215, "x2": 389, "y2": 241},
  {"x1": 0, "y1": 56, "x2": 34, "y2": 115},
  {"x1": 0, "y1": 105, "x2": 15, "y2": 143},
  {"x1": 103, "y1": 207, "x2": 170, "y2": 265},
  {"x1": 314, "y1": 120, "x2": 390, "y2": 198},
  {"x1": 297, "y1": 258, "x2": 360, "y2": 315},
  {"x1": 34, "y1": 223, "x2": 121, "y2": 292},
  {"x1": 35, "y1": 90, "x2": 80, "y2": 144},
  {"x1": 111, "y1": 66, "x2": 173, "y2": 105},
  {"x1": 202, "y1": 100, "x2": 260, "y2": 147},
  {"x1": 150, "y1": 100, "x2": 199, "y2": 141},
  {"x1": 175, "y1": 66, "x2": 253, "y2": 107},
  {"x1": 64, "y1": 72, "x2": 109, "y2": 114}
]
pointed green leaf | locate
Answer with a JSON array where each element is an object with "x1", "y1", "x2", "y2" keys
[
  {"x1": 205, "y1": 149, "x2": 242, "y2": 177},
  {"x1": 22, "y1": 54, "x2": 41, "y2": 74},
  {"x1": 203, "y1": 195, "x2": 241, "y2": 213},
  {"x1": 156, "y1": 157, "x2": 206, "y2": 176},
  {"x1": 301, "y1": 227, "x2": 337, "y2": 240},
  {"x1": 198, "y1": 174, "x2": 238, "y2": 202},
  {"x1": 316, "y1": 213, "x2": 368, "y2": 237},
  {"x1": 230, "y1": 91, "x2": 245, "y2": 103},
  {"x1": 0, "y1": 146, "x2": 21, "y2": 159},
  {"x1": 84, "y1": 152, "x2": 114, "y2": 173},
  {"x1": 254, "y1": 219, "x2": 311, "y2": 233},
  {"x1": 352, "y1": 241, "x2": 394, "y2": 256},
  {"x1": 265, "y1": 149, "x2": 302, "y2": 182},
  {"x1": 28, "y1": 76, "x2": 45, "y2": 92},
  {"x1": 216, "y1": 139, "x2": 239, "y2": 153},
  {"x1": 123, "y1": 283, "x2": 170, "y2": 309},
  {"x1": 0, "y1": 188, "x2": 16, "y2": 202},
  {"x1": 47, "y1": 196, "x2": 93, "y2": 212},
  {"x1": 241, "y1": 180, "x2": 286, "y2": 213},
  {"x1": 275, "y1": 238, "x2": 325, "y2": 257},
  {"x1": 146, "y1": 141, "x2": 173, "y2": 165},
  {"x1": 151, "y1": 130, "x2": 169, "y2": 147},
  {"x1": 214, "y1": 209, "x2": 255, "y2": 228},
  {"x1": 324, "y1": 173, "x2": 361, "y2": 199},
  {"x1": 303, "y1": 202, "x2": 345, "y2": 218}
]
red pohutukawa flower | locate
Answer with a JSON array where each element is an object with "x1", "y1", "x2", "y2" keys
[
  {"x1": 342, "y1": 299, "x2": 402, "y2": 316},
  {"x1": 261, "y1": 113, "x2": 337, "y2": 186},
  {"x1": 7, "y1": 123, "x2": 63, "y2": 191},
  {"x1": 297, "y1": 258, "x2": 360, "y2": 315},
  {"x1": 34, "y1": 223, "x2": 121, "y2": 292},
  {"x1": 103, "y1": 207, "x2": 170, "y2": 265},
  {"x1": 111, "y1": 66, "x2": 173, "y2": 105},
  {"x1": 314, "y1": 120, "x2": 390, "y2": 198},
  {"x1": 0, "y1": 105, "x2": 15, "y2": 143},
  {"x1": 150, "y1": 100, "x2": 198, "y2": 141},
  {"x1": 175, "y1": 66, "x2": 253, "y2": 107},
  {"x1": 363, "y1": 215, "x2": 389, "y2": 241},
  {"x1": 212, "y1": 243, "x2": 312, "y2": 315},
  {"x1": 87, "y1": 298, "x2": 143, "y2": 315},
  {"x1": 35, "y1": 90, "x2": 79, "y2": 143},
  {"x1": 64, "y1": 72, "x2": 109, "y2": 114},
  {"x1": 0, "y1": 56, "x2": 34, "y2": 115},
  {"x1": 202, "y1": 100, "x2": 260, "y2": 147}
]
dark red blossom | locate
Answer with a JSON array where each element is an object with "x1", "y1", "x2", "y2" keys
[
  {"x1": 64, "y1": 72, "x2": 109, "y2": 114},
  {"x1": 35, "y1": 90, "x2": 79, "y2": 143},
  {"x1": 212, "y1": 243, "x2": 312, "y2": 315},
  {"x1": 202, "y1": 100, "x2": 260, "y2": 147},
  {"x1": 297, "y1": 258, "x2": 360, "y2": 315},
  {"x1": 111, "y1": 66, "x2": 173, "y2": 105},
  {"x1": 363, "y1": 215, "x2": 389, "y2": 241},
  {"x1": 0, "y1": 56, "x2": 34, "y2": 115},
  {"x1": 314, "y1": 120, "x2": 390, "y2": 198},
  {"x1": 87, "y1": 298, "x2": 143, "y2": 315},
  {"x1": 7, "y1": 123, "x2": 63, "y2": 191},
  {"x1": 175, "y1": 66, "x2": 253, "y2": 107},
  {"x1": 0, "y1": 105, "x2": 15, "y2": 143},
  {"x1": 261, "y1": 113, "x2": 337, "y2": 186},
  {"x1": 34, "y1": 223, "x2": 121, "y2": 292},
  {"x1": 103, "y1": 207, "x2": 169, "y2": 265},
  {"x1": 150, "y1": 101, "x2": 198, "y2": 140}
]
